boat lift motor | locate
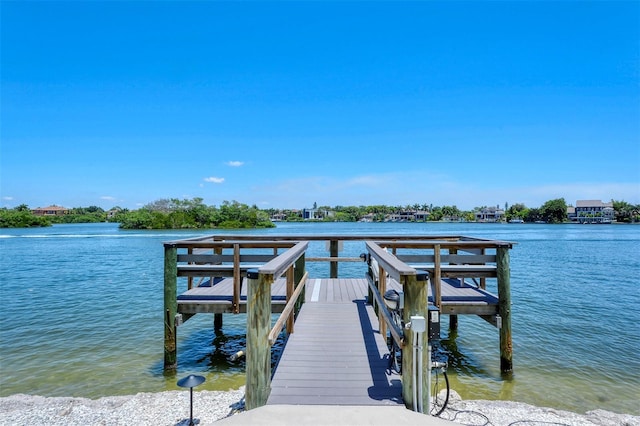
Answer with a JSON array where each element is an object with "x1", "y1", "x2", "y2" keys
[
  {"x1": 383, "y1": 289, "x2": 403, "y2": 311},
  {"x1": 427, "y1": 304, "x2": 440, "y2": 341}
]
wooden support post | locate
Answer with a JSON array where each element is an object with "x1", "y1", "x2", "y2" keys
[
  {"x1": 378, "y1": 264, "x2": 387, "y2": 338},
  {"x1": 401, "y1": 271, "x2": 429, "y2": 411},
  {"x1": 329, "y1": 240, "x2": 338, "y2": 278},
  {"x1": 497, "y1": 247, "x2": 513, "y2": 375},
  {"x1": 245, "y1": 269, "x2": 272, "y2": 410},
  {"x1": 233, "y1": 244, "x2": 241, "y2": 314},
  {"x1": 449, "y1": 314, "x2": 458, "y2": 332},
  {"x1": 214, "y1": 313, "x2": 223, "y2": 331},
  {"x1": 187, "y1": 247, "x2": 194, "y2": 290},
  {"x1": 163, "y1": 244, "x2": 178, "y2": 370},
  {"x1": 286, "y1": 266, "x2": 295, "y2": 334},
  {"x1": 294, "y1": 255, "x2": 306, "y2": 313},
  {"x1": 433, "y1": 244, "x2": 442, "y2": 309}
]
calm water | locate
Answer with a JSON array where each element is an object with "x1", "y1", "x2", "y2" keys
[{"x1": 1, "y1": 222, "x2": 638, "y2": 415}]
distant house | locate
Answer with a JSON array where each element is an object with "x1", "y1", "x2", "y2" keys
[
  {"x1": 271, "y1": 213, "x2": 287, "y2": 222},
  {"x1": 384, "y1": 210, "x2": 429, "y2": 222},
  {"x1": 302, "y1": 208, "x2": 319, "y2": 220},
  {"x1": 359, "y1": 213, "x2": 375, "y2": 222},
  {"x1": 475, "y1": 206, "x2": 505, "y2": 222},
  {"x1": 301, "y1": 207, "x2": 335, "y2": 220},
  {"x1": 414, "y1": 210, "x2": 430, "y2": 221},
  {"x1": 32, "y1": 205, "x2": 69, "y2": 216},
  {"x1": 573, "y1": 200, "x2": 614, "y2": 223},
  {"x1": 107, "y1": 208, "x2": 122, "y2": 219}
]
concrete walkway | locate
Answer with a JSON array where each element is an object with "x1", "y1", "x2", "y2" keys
[{"x1": 215, "y1": 405, "x2": 456, "y2": 425}]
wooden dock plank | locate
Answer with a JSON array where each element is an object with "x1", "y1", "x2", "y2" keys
[
  {"x1": 326, "y1": 278, "x2": 334, "y2": 302},
  {"x1": 268, "y1": 294, "x2": 402, "y2": 406}
]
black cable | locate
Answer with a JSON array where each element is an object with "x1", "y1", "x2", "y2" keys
[
  {"x1": 440, "y1": 406, "x2": 574, "y2": 426},
  {"x1": 441, "y1": 407, "x2": 494, "y2": 426}
]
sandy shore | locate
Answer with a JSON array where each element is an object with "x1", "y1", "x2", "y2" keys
[{"x1": 1, "y1": 388, "x2": 638, "y2": 426}]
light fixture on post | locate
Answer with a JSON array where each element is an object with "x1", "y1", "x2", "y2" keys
[{"x1": 177, "y1": 374, "x2": 206, "y2": 426}]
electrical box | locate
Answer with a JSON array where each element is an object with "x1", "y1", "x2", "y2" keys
[
  {"x1": 428, "y1": 305, "x2": 440, "y2": 340},
  {"x1": 410, "y1": 315, "x2": 426, "y2": 333}
]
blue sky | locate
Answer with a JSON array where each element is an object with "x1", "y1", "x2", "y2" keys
[{"x1": 1, "y1": 1, "x2": 639, "y2": 211}]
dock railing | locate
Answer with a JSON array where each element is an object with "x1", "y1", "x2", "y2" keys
[
  {"x1": 245, "y1": 241, "x2": 309, "y2": 410},
  {"x1": 366, "y1": 238, "x2": 514, "y2": 375},
  {"x1": 163, "y1": 238, "x2": 302, "y2": 370},
  {"x1": 163, "y1": 234, "x2": 514, "y2": 409},
  {"x1": 365, "y1": 240, "x2": 430, "y2": 410}
]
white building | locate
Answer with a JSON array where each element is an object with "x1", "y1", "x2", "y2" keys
[{"x1": 573, "y1": 200, "x2": 614, "y2": 223}]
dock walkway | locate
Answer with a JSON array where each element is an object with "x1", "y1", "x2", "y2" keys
[{"x1": 268, "y1": 278, "x2": 402, "y2": 406}]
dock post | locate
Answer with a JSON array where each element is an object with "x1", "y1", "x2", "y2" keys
[
  {"x1": 245, "y1": 269, "x2": 272, "y2": 409},
  {"x1": 449, "y1": 315, "x2": 458, "y2": 332},
  {"x1": 329, "y1": 239, "x2": 338, "y2": 278},
  {"x1": 214, "y1": 314, "x2": 223, "y2": 331},
  {"x1": 294, "y1": 254, "x2": 306, "y2": 313},
  {"x1": 497, "y1": 246, "x2": 513, "y2": 375},
  {"x1": 401, "y1": 271, "x2": 429, "y2": 411},
  {"x1": 163, "y1": 243, "x2": 178, "y2": 370}
]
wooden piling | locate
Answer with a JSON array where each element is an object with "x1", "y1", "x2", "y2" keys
[
  {"x1": 449, "y1": 315, "x2": 458, "y2": 332},
  {"x1": 214, "y1": 313, "x2": 223, "y2": 331},
  {"x1": 329, "y1": 239, "x2": 338, "y2": 278},
  {"x1": 245, "y1": 269, "x2": 272, "y2": 409},
  {"x1": 401, "y1": 271, "x2": 429, "y2": 411},
  {"x1": 163, "y1": 244, "x2": 178, "y2": 370},
  {"x1": 294, "y1": 255, "x2": 306, "y2": 314},
  {"x1": 497, "y1": 246, "x2": 513, "y2": 375}
]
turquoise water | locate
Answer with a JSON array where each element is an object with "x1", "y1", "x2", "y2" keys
[{"x1": 1, "y1": 222, "x2": 638, "y2": 415}]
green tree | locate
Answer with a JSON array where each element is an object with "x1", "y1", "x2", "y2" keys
[
  {"x1": 0, "y1": 206, "x2": 51, "y2": 228},
  {"x1": 612, "y1": 200, "x2": 639, "y2": 223},
  {"x1": 540, "y1": 198, "x2": 568, "y2": 223},
  {"x1": 507, "y1": 203, "x2": 529, "y2": 222}
]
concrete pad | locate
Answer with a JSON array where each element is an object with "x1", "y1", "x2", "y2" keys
[{"x1": 215, "y1": 404, "x2": 456, "y2": 425}]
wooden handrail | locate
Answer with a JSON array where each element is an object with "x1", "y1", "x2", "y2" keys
[
  {"x1": 165, "y1": 240, "x2": 300, "y2": 249},
  {"x1": 259, "y1": 241, "x2": 309, "y2": 279},
  {"x1": 166, "y1": 234, "x2": 514, "y2": 248},
  {"x1": 365, "y1": 240, "x2": 418, "y2": 349},
  {"x1": 366, "y1": 275, "x2": 404, "y2": 348},
  {"x1": 268, "y1": 271, "x2": 309, "y2": 345},
  {"x1": 376, "y1": 240, "x2": 513, "y2": 249},
  {"x1": 365, "y1": 240, "x2": 415, "y2": 282},
  {"x1": 305, "y1": 257, "x2": 363, "y2": 262}
]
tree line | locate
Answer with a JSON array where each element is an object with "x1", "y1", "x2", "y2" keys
[
  {"x1": 266, "y1": 199, "x2": 640, "y2": 224},
  {"x1": 0, "y1": 199, "x2": 275, "y2": 229},
  {"x1": 1, "y1": 197, "x2": 638, "y2": 228}
]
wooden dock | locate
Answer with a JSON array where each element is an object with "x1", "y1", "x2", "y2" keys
[{"x1": 162, "y1": 234, "x2": 513, "y2": 412}]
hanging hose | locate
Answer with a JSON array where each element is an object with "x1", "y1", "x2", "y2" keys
[
  {"x1": 417, "y1": 331, "x2": 424, "y2": 414},
  {"x1": 412, "y1": 328, "x2": 418, "y2": 412}
]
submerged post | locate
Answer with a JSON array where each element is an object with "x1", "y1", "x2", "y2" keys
[
  {"x1": 401, "y1": 271, "x2": 429, "y2": 410},
  {"x1": 497, "y1": 246, "x2": 513, "y2": 375},
  {"x1": 164, "y1": 243, "x2": 178, "y2": 370},
  {"x1": 245, "y1": 269, "x2": 272, "y2": 409}
]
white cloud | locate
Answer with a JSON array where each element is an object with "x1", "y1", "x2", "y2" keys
[
  {"x1": 2, "y1": 196, "x2": 13, "y2": 201},
  {"x1": 100, "y1": 196, "x2": 116, "y2": 201},
  {"x1": 226, "y1": 161, "x2": 244, "y2": 167},
  {"x1": 204, "y1": 177, "x2": 225, "y2": 184}
]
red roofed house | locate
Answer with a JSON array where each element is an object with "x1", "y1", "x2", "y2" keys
[{"x1": 32, "y1": 205, "x2": 70, "y2": 216}]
